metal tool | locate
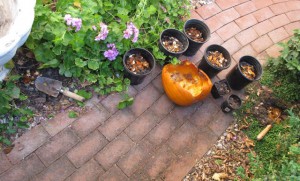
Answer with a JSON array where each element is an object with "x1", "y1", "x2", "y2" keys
[{"x1": 35, "y1": 76, "x2": 85, "y2": 102}]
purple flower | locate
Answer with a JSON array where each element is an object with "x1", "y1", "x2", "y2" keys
[
  {"x1": 64, "y1": 14, "x2": 72, "y2": 26},
  {"x1": 132, "y1": 27, "x2": 139, "y2": 43},
  {"x1": 71, "y1": 18, "x2": 82, "y2": 32},
  {"x1": 123, "y1": 22, "x2": 139, "y2": 43},
  {"x1": 104, "y1": 43, "x2": 119, "y2": 61},
  {"x1": 92, "y1": 25, "x2": 97, "y2": 31},
  {"x1": 64, "y1": 14, "x2": 82, "y2": 32},
  {"x1": 107, "y1": 43, "x2": 116, "y2": 49},
  {"x1": 95, "y1": 22, "x2": 109, "y2": 41},
  {"x1": 123, "y1": 29, "x2": 133, "y2": 39}
]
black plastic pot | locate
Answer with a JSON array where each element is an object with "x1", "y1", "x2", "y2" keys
[
  {"x1": 198, "y1": 44, "x2": 231, "y2": 78},
  {"x1": 211, "y1": 79, "x2": 231, "y2": 99},
  {"x1": 183, "y1": 19, "x2": 210, "y2": 56},
  {"x1": 221, "y1": 94, "x2": 242, "y2": 113},
  {"x1": 123, "y1": 48, "x2": 156, "y2": 85},
  {"x1": 226, "y1": 56, "x2": 262, "y2": 90},
  {"x1": 159, "y1": 29, "x2": 189, "y2": 58}
]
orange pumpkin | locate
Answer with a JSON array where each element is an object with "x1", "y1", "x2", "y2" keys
[{"x1": 162, "y1": 60, "x2": 212, "y2": 106}]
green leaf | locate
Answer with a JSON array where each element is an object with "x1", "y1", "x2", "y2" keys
[
  {"x1": 77, "y1": 90, "x2": 92, "y2": 99},
  {"x1": 68, "y1": 111, "x2": 78, "y2": 118},
  {"x1": 10, "y1": 86, "x2": 20, "y2": 99},
  {"x1": 7, "y1": 75, "x2": 21, "y2": 81},
  {"x1": 75, "y1": 58, "x2": 87, "y2": 68},
  {"x1": 117, "y1": 101, "x2": 126, "y2": 109},
  {"x1": 147, "y1": 5, "x2": 157, "y2": 15},
  {"x1": 64, "y1": 70, "x2": 72, "y2": 77},
  {"x1": 4, "y1": 60, "x2": 15, "y2": 69},
  {"x1": 6, "y1": 128, "x2": 16, "y2": 134},
  {"x1": 52, "y1": 45, "x2": 62, "y2": 55},
  {"x1": 16, "y1": 122, "x2": 29, "y2": 129},
  {"x1": 2, "y1": 138, "x2": 11, "y2": 146},
  {"x1": 87, "y1": 60, "x2": 99, "y2": 70},
  {"x1": 117, "y1": 96, "x2": 134, "y2": 110},
  {"x1": 19, "y1": 94, "x2": 28, "y2": 101},
  {"x1": 39, "y1": 59, "x2": 60, "y2": 68}
]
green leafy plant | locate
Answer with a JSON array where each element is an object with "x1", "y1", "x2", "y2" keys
[
  {"x1": 236, "y1": 166, "x2": 250, "y2": 181},
  {"x1": 261, "y1": 29, "x2": 300, "y2": 102},
  {"x1": 275, "y1": 29, "x2": 300, "y2": 74},
  {"x1": 27, "y1": 0, "x2": 190, "y2": 95},
  {"x1": 0, "y1": 76, "x2": 33, "y2": 146},
  {"x1": 117, "y1": 94, "x2": 134, "y2": 109},
  {"x1": 248, "y1": 144, "x2": 300, "y2": 181}
]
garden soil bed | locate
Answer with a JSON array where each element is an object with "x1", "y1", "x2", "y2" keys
[{"x1": 1, "y1": 47, "x2": 91, "y2": 151}]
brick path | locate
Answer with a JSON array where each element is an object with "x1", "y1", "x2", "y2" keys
[{"x1": 1, "y1": 0, "x2": 300, "y2": 180}]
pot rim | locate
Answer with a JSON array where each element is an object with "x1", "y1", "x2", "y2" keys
[
  {"x1": 214, "y1": 79, "x2": 231, "y2": 90},
  {"x1": 237, "y1": 55, "x2": 263, "y2": 81},
  {"x1": 123, "y1": 47, "x2": 156, "y2": 76},
  {"x1": 159, "y1": 28, "x2": 189, "y2": 55},
  {"x1": 204, "y1": 44, "x2": 232, "y2": 70},
  {"x1": 227, "y1": 94, "x2": 242, "y2": 108},
  {"x1": 183, "y1": 19, "x2": 211, "y2": 44}
]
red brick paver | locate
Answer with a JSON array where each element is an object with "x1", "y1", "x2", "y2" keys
[
  {"x1": 67, "y1": 131, "x2": 108, "y2": 168},
  {"x1": 2, "y1": 1, "x2": 299, "y2": 180},
  {"x1": 0, "y1": 154, "x2": 45, "y2": 181},
  {"x1": 95, "y1": 133, "x2": 134, "y2": 170},
  {"x1": 36, "y1": 128, "x2": 80, "y2": 166},
  {"x1": 0, "y1": 153, "x2": 12, "y2": 174},
  {"x1": 66, "y1": 159, "x2": 105, "y2": 181},
  {"x1": 7, "y1": 125, "x2": 50, "y2": 164},
  {"x1": 33, "y1": 156, "x2": 75, "y2": 181}
]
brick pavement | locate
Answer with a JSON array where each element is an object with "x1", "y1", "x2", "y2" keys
[{"x1": 1, "y1": 0, "x2": 299, "y2": 180}]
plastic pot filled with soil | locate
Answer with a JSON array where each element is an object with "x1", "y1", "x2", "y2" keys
[
  {"x1": 198, "y1": 44, "x2": 231, "y2": 78},
  {"x1": 226, "y1": 56, "x2": 262, "y2": 90},
  {"x1": 221, "y1": 94, "x2": 242, "y2": 113},
  {"x1": 183, "y1": 19, "x2": 210, "y2": 56},
  {"x1": 211, "y1": 79, "x2": 231, "y2": 99},
  {"x1": 123, "y1": 48, "x2": 156, "y2": 85},
  {"x1": 159, "y1": 29, "x2": 189, "y2": 58}
]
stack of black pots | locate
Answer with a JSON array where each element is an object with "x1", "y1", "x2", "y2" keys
[
  {"x1": 158, "y1": 19, "x2": 263, "y2": 113},
  {"x1": 159, "y1": 19, "x2": 211, "y2": 59}
]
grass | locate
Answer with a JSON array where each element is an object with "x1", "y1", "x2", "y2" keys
[{"x1": 234, "y1": 86, "x2": 300, "y2": 180}]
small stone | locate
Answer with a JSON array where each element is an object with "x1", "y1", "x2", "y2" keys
[
  {"x1": 216, "y1": 143, "x2": 223, "y2": 149},
  {"x1": 34, "y1": 97, "x2": 46, "y2": 104}
]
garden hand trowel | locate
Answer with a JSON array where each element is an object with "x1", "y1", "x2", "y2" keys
[{"x1": 35, "y1": 77, "x2": 85, "y2": 102}]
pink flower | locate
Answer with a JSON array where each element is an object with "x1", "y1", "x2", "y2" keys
[
  {"x1": 123, "y1": 22, "x2": 139, "y2": 43},
  {"x1": 64, "y1": 14, "x2": 82, "y2": 32},
  {"x1": 95, "y1": 22, "x2": 109, "y2": 41},
  {"x1": 123, "y1": 29, "x2": 133, "y2": 39},
  {"x1": 132, "y1": 28, "x2": 139, "y2": 43},
  {"x1": 71, "y1": 18, "x2": 82, "y2": 32},
  {"x1": 92, "y1": 25, "x2": 97, "y2": 31},
  {"x1": 64, "y1": 14, "x2": 72, "y2": 26}
]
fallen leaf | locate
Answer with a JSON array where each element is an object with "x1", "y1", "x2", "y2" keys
[
  {"x1": 74, "y1": 0, "x2": 81, "y2": 8},
  {"x1": 26, "y1": 51, "x2": 35, "y2": 59},
  {"x1": 226, "y1": 132, "x2": 233, "y2": 141},
  {"x1": 244, "y1": 137, "x2": 255, "y2": 148},
  {"x1": 212, "y1": 172, "x2": 229, "y2": 181}
]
